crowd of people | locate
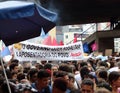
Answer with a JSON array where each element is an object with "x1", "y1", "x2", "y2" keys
[{"x1": 0, "y1": 53, "x2": 120, "y2": 93}]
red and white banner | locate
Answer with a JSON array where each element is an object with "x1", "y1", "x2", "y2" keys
[{"x1": 13, "y1": 41, "x2": 84, "y2": 61}]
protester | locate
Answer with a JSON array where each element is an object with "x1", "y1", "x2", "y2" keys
[
  {"x1": 81, "y1": 78, "x2": 94, "y2": 93},
  {"x1": 31, "y1": 69, "x2": 51, "y2": 93},
  {"x1": 41, "y1": 60, "x2": 47, "y2": 66},
  {"x1": 108, "y1": 71, "x2": 120, "y2": 93},
  {"x1": 35, "y1": 63, "x2": 44, "y2": 71},
  {"x1": 97, "y1": 69, "x2": 108, "y2": 82},
  {"x1": 96, "y1": 82, "x2": 112, "y2": 92},
  {"x1": 54, "y1": 71, "x2": 72, "y2": 93},
  {"x1": 52, "y1": 77, "x2": 68, "y2": 93},
  {"x1": 51, "y1": 64, "x2": 59, "y2": 72},
  {"x1": 68, "y1": 73, "x2": 77, "y2": 90},
  {"x1": 80, "y1": 66, "x2": 90, "y2": 80},
  {"x1": 9, "y1": 63, "x2": 19, "y2": 73},
  {"x1": 59, "y1": 63, "x2": 72, "y2": 73},
  {"x1": 27, "y1": 68, "x2": 38, "y2": 84},
  {"x1": 75, "y1": 61, "x2": 88, "y2": 87},
  {"x1": 0, "y1": 80, "x2": 16, "y2": 93},
  {"x1": 11, "y1": 71, "x2": 18, "y2": 80},
  {"x1": 95, "y1": 88, "x2": 112, "y2": 93},
  {"x1": 10, "y1": 59, "x2": 19, "y2": 65},
  {"x1": 1, "y1": 48, "x2": 120, "y2": 93}
]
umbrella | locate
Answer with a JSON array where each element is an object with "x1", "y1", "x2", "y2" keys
[
  {"x1": 0, "y1": 1, "x2": 57, "y2": 93},
  {"x1": 0, "y1": 1, "x2": 57, "y2": 46}
]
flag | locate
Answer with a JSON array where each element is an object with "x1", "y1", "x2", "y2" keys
[
  {"x1": 42, "y1": 36, "x2": 52, "y2": 45},
  {"x1": 91, "y1": 42, "x2": 97, "y2": 51},
  {"x1": 83, "y1": 42, "x2": 89, "y2": 53},
  {"x1": 51, "y1": 38, "x2": 58, "y2": 46},
  {"x1": 59, "y1": 40, "x2": 64, "y2": 46},
  {"x1": 73, "y1": 37, "x2": 77, "y2": 43},
  {"x1": 40, "y1": 28, "x2": 46, "y2": 38},
  {"x1": 1, "y1": 47, "x2": 11, "y2": 57}
]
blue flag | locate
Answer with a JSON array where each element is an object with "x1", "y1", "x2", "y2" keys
[
  {"x1": 40, "y1": 28, "x2": 46, "y2": 38},
  {"x1": 1, "y1": 47, "x2": 11, "y2": 57},
  {"x1": 83, "y1": 42, "x2": 89, "y2": 53}
]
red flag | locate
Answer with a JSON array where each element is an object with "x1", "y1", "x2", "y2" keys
[
  {"x1": 59, "y1": 40, "x2": 64, "y2": 46},
  {"x1": 51, "y1": 38, "x2": 58, "y2": 46},
  {"x1": 42, "y1": 36, "x2": 52, "y2": 45},
  {"x1": 73, "y1": 37, "x2": 77, "y2": 43}
]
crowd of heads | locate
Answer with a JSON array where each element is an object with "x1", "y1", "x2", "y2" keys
[{"x1": 0, "y1": 54, "x2": 120, "y2": 93}]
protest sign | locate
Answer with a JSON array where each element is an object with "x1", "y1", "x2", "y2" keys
[{"x1": 13, "y1": 41, "x2": 84, "y2": 61}]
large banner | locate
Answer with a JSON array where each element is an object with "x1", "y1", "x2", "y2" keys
[{"x1": 13, "y1": 41, "x2": 84, "y2": 61}]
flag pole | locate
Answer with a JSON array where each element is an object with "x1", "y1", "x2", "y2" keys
[{"x1": 1, "y1": 40, "x2": 12, "y2": 93}]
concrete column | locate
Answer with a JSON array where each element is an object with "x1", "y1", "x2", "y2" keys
[{"x1": 98, "y1": 38, "x2": 114, "y2": 55}]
